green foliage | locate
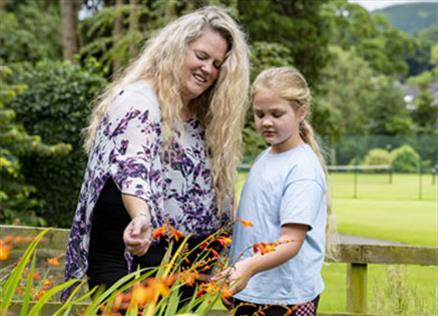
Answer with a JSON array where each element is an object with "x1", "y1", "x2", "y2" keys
[
  {"x1": 8, "y1": 61, "x2": 107, "y2": 227},
  {"x1": 391, "y1": 145, "x2": 420, "y2": 173},
  {"x1": 0, "y1": 1, "x2": 62, "y2": 63},
  {"x1": 0, "y1": 66, "x2": 70, "y2": 226},
  {"x1": 363, "y1": 148, "x2": 392, "y2": 166},
  {"x1": 316, "y1": 46, "x2": 376, "y2": 137},
  {"x1": 367, "y1": 76, "x2": 412, "y2": 135},
  {"x1": 324, "y1": 1, "x2": 414, "y2": 77},
  {"x1": 249, "y1": 41, "x2": 293, "y2": 81},
  {"x1": 238, "y1": 0, "x2": 331, "y2": 87}
]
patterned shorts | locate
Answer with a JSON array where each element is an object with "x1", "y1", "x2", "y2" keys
[{"x1": 229, "y1": 295, "x2": 320, "y2": 316}]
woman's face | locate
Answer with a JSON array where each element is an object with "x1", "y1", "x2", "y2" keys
[{"x1": 181, "y1": 28, "x2": 228, "y2": 105}]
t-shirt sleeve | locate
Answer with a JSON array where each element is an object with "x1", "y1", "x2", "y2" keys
[
  {"x1": 106, "y1": 89, "x2": 163, "y2": 219},
  {"x1": 279, "y1": 178, "x2": 325, "y2": 231}
]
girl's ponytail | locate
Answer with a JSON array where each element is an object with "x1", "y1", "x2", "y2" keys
[{"x1": 299, "y1": 119, "x2": 338, "y2": 259}]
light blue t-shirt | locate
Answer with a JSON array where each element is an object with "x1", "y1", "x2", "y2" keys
[{"x1": 229, "y1": 143, "x2": 327, "y2": 305}]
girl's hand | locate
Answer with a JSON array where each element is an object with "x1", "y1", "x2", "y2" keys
[
  {"x1": 213, "y1": 259, "x2": 254, "y2": 295},
  {"x1": 123, "y1": 214, "x2": 152, "y2": 256}
]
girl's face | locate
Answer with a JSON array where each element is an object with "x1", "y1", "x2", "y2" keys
[
  {"x1": 180, "y1": 28, "x2": 228, "y2": 106},
  {"x1": 253, "y1": 90, "x2": 306, "y2": 154}
]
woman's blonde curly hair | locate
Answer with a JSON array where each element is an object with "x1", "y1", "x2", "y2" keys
[{"x1": 84, "y1": 6, "x2": 250, "y2": 216}]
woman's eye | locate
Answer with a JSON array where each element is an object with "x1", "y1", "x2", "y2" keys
[{"x1": 196, "y1": 52, "x2": 207, "y2": 60}]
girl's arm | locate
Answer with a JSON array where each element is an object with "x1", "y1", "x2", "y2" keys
[
  {"x1": 122, "y1": 194, "x2": 153, "y2": 257},
  {"x1": 222, "y1": 223, "x2": 307, "y2": 294}
]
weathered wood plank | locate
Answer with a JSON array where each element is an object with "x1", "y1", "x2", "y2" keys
[
  {"x1": 346, "y1": 263, "x2": 367, "y2": 313},
  {"x1": 330, "y1": 244, "x2": 438, "y2": 265},
  {"x1": 2, "y1": 226, "x2": 437, "y2": 265},
  {"x1": 0, "y1": 225, "x2": 69, "y2": 250}
]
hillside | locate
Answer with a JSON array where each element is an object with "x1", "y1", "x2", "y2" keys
[{"x1": 373, "y1": 2, "x2": 437, "y2": 35}]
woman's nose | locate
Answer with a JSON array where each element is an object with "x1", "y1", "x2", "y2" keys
[{"x1": 200, "y1": 62, "x2": 212, "y2": 75}]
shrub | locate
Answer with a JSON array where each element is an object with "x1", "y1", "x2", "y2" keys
[
  {"x1": 391, "y1": 145, "x2": 420, "y2": 173},
  {"x1": 0, "y1": 66, "x2": 70, "y2": 226},
  {"x1": 363, "y1": 148, "x2": 393, "y2": 166},
  {"x1": 8, "y1": 60, "x2": 106, "y2": 227}
]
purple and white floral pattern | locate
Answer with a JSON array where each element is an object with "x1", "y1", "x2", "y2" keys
[{"x1": 63, "y1": 81, "x2": 229, "y2": 298}]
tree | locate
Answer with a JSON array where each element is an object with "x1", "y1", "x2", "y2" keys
[
  {"x1": 322, "y1": 0, "x2": 414, "y2": 78},
  {"x1": 238, "y1": 0, "x2": 331, "y2": 88},
  {"x1": 60, "y1": 0, "x2": 79, "y2": 60},
  {"x1": 407, "y1": 44, "x2": 438, "y2": 134},
  {"x1": 0, "y1": 1, "x2": 62, "y2": 63}
]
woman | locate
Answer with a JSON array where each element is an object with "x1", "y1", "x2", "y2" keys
[{"x1": 63, "y1": 6, "x2": 249, "y2": 301}]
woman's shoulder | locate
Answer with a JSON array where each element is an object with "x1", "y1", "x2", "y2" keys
[{"x1": 108, "y1": 80, "x2": 160, "y2": 117}]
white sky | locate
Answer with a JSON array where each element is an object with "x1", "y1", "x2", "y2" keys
[{"x1": 349, "y1": 0, "x2": 437, "y2": 11}]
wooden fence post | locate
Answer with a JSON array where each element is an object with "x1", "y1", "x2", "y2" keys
[{"x1": 346, "y1": 263, "x2": 367, "y2": 313}]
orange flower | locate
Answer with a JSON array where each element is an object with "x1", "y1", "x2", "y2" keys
[
  {"x1": 0, "y1": 242, "x2": 11, "y2": 261},
  {"x1": 179, "y1": 270, "x2": 199, "y2": 286},
  {"x1": 14, "y1": 236, "x2": 25, "y2": 244},
  {"x1": 169, "y1": 226, "x2": 184, "y2": 241},
  {"x1": 216, "y1": 236, "x2": 232, "y2": 248},
  {"x1": 32, "y1": 271, "x2": 41, "y2": 281},
  {"x1": 196, "y1": 282, "x2": 219, "y2": 298},
  {"x1": 239, "y1": 219, "x2": 254, "y2": 227},
  {"x1": 210, "y1": 249, "x2": 220, "y2": 258},
  {"x1": 3, "y1": 235, "x2": 14, "y2": 244},
  {"x1": 146, "y1": 277, "x2": 172, "y2": 298},
  {"x1": 42, "y1": 279, "x2": 54, "y2": 289},
  {"x1": 33, "y1": 289, "x2": 46, "y2": 300},
  {"x1": 152, "y1": 225, "x2": 167, "y2": 240},
  {"x1": 130, "y1": 283, "x2": 154, "y2": 307},
  {"x1": 221, "y1": 286, "x2": 233, "y2": 300},
  {"x1": 253, "y1": 242, "x2": 277, "y2": 255},
  {"x1": 47, "y1": 256, "x2": 61, "y2": 266}
]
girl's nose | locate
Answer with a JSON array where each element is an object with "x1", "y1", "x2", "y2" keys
[{"x1": 262, "y1": 118, "x2": 273, "y2": 127}]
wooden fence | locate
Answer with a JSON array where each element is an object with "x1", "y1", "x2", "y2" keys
[{"x1": 1, "y1": 225, "x2": 437, "y2": 316}]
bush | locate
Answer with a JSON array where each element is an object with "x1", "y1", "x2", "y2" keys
[
  {"x1": 0, "y1": 66, "x2": 71, "y2": 226},
  {"x1": 363, "y1": 148, "x2": 393, "y2": 166},
  {"x1": 8, "y1": 60, "x2": 106, "y2": 227},
  {"x1": 391, "y1": 145, "x2": 420, "y2": 173}
]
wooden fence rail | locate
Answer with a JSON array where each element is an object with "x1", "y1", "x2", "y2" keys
[{"x1": 1, "y1": 225, "x2": 437, "y2": 316}]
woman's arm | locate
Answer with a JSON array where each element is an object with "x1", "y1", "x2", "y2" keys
[
  {"x1": 220, "y1": 223, "x2": 307, "y2": 294},
  {"x1": 122, "y1": 194, "x2": 153, "y2": 256}
]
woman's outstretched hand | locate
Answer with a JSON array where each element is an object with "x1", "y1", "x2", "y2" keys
[{"x1": 123, "y1": 214, "x2": 152, "y2": 256}]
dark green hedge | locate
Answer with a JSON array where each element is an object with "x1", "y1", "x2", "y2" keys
[{"x1": 9, "y1": 61, "x2": 107, "y2": 227}]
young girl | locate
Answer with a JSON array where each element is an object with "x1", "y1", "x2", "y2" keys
[{"x1": 224, "y1": 67, "x2": 332, "y2": 315}]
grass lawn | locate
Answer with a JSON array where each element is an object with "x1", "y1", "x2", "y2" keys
[{"x1": 234, "y1": 171, "x2": 437, "y2": 314}]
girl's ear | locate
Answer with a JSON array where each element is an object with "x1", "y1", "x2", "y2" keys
[{"x1": 297, "y1": 105, "x2": 308, "y2": 122}]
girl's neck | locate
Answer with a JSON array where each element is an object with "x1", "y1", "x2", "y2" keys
[{"x1": 271, "y1": 135, "x2": 304, "y2": 154}]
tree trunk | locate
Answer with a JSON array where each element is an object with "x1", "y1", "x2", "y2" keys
[
  {"x1": 128, "y1": 0, "x2": 139, "y2": 58},
  {"x1": 60, "y1": 0, "x2": 78, "y2": 60},
  {"x1": 113, "y1": 0, "x2": 125, "y2": 74}
]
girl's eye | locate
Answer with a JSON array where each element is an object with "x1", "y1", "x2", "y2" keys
[
  {"x1": 254, "y1": 112, "x2": 264, "y2": 118},
  {"x1": 213, "y1": 62, "x2": 222, "y2": 69},
  {"x1": 273, "y1": 112, "x2": 284, "y2": 118}
]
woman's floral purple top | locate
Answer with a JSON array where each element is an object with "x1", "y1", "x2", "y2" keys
[{"x1": 64, "y1": 81, "x2": 229, "y2": 295}]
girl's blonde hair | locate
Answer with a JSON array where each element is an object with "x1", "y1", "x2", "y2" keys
[
  {"x1": 251, "y1": 66, "x2": 338, "y2": 258},
  {"x1": 84, "y1": 6, "x2": 250, "y2": 216}
]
